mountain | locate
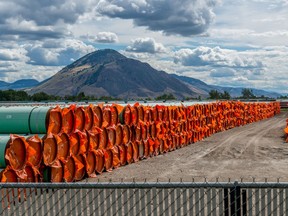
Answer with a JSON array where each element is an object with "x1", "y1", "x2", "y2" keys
[
  {"x1": 211, "y1": 86, "x2": 282, "y2": 98},
  {"x1": 0, "y1": 81, "x2": 7, "y2": 87},
  {"x1": 173, "y1": 75, "x2": 281, "y2": 98},
  {"x1": 30, "y1": 49, "x2": 281, "y2": 99},
  {"x1": 30, "y1": 49, "x2": 200, "y2": 99},
  {"x1": 0, "y1": 79, "x2": 39, "y2": 90},
  {"x1": 171, "y1": 74, "x2": 212, "y2": 96}
]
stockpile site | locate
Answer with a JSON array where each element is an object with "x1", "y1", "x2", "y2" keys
[
  {"x1": 2, "y1": 100, "x2": 288, "y2": 215},
  {"x1": 0, "y1": 101, "x2": 286, "y2": 183}
]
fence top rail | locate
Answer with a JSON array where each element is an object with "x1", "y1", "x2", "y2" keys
[{"x1": 1, "y1": 181, "x2": 288, "y2": 189}]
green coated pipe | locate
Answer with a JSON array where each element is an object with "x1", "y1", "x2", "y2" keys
[
  {"x1": 43, "y1": 168, "x2": 50, "y2": 182},
  {"x1": 0, "y1": 135, "x2": 10, "y2": 168},
  {"x1": 24, "y1": 134, "x2": 45, "y2": 139},
  {"x1": 0, "y1": 106, "x2": 51, "y2": 134},
  {"x1": 0, "y1": 168, "x2": 3, "y2": 181},
  {"x1": 0, "y1": 107, "x2": 35, "y2": 134},
  {"x1": 29, "y1": 107, "x2": 50, "y2": 134}
]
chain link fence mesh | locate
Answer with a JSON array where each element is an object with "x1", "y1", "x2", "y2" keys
[{"x1": 1, "y1": 181, "x2": 288, "y2": 215}]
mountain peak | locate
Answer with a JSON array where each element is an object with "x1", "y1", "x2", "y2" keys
[
  {"x1": 67, "y1": 49, "x2": 126, "y2": 69},
  {"x1": 88, "y1": 49, "x2": 126, "y2": 58},
  {"x1": 30, "y1": 49, "x2": 199, "y2": 98},
  {"x1": 28, "y1": 49, "x2": 281, "y2": 99}
]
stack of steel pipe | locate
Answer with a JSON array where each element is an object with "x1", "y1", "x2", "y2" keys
[
  {"x1": 0, "y1": 101, "x2": 281, "y2": 183},
  {"x1": 41, "y1": 104, "x2": 124, "y2": 182},
  {"x1": 0, "y1": 106, "x2": 62, "y2": 183},
  {"x1": 0, "y1": 134, "x2": 43, "y2": 183},
  {"x1": 285, "y1": 118, "x2": 288, "y2": 143}
]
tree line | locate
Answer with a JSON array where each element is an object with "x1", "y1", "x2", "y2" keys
[
  {"x1": 208, "y1": 90, "x2": 231, "y2": 100},
  {"x1": 208, "y1": 88, "x2": 273, "y2": 100},
  {"x1": 0, "y1": 90, "x2": 126, "y2": 102},
  {"x1": 0, "y1": 90, "x2": 174, "y2": 102},
  {"x1": 0, "y1": 88, "x2": 277, "y2": 102}
]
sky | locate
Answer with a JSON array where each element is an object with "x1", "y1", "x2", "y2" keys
[{"x1": 0, "y1": 0, "x2": 287, "y2": 94}]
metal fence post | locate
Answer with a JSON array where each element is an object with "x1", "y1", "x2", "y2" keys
[
  {"x1": 230, "y1": 183, "x2": 236, "y2": 216},
  {"x1": 235, "y1": 181, "x2": 241, "y2": 216},
  {"x1": 224, "y1": 188, "x2": 229, "y2": 216},
  {"x1": 242, "y1": 189, "x2": 247, "y2": 216},
  {"x1": 230, "y1": 181, "x2": 241, "y2": 216}
]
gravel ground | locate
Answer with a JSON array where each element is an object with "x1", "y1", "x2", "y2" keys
[{"x1": 88, "y1": 111, "x2": 288, "y2": 182}]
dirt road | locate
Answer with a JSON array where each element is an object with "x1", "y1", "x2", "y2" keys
[{"x1": 91, "y1": 111, "x2": 288, "y2": 182}]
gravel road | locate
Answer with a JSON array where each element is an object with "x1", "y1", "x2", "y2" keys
[{"x1": 90, "y1": 111, "x2": 288, "y2": 182}]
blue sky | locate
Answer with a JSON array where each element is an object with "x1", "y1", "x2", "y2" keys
[{"x1": 0, "y1": 0, "x2": 287, "y2": 94}]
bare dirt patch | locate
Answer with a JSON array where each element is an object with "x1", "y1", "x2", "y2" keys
[{"x1": 89, "y1": 111, "x2": 288, "y2": 182}]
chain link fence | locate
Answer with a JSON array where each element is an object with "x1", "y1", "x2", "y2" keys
[{"x1": 1, "y1": 181, "x2": 288, "y2": 215}]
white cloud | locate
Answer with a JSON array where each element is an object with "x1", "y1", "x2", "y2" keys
[
  {"x1": 209, "y1": 28, "x2": 288, "y2": 46},
  {"x1": 174, "y1": 46, "x2": 263, "y2": 68},
  {"x1": 82, "y1": 32, "x2": 119, "y2": 43},
  {"x1": 126, "y1": 37, "x2": 167, "y2": 53},
  {"x1": 233, "y1": 76, "x2": 249, "y2": 82},
  {"x1": 210, "y1": 68, "x2": 236, "y2": 77},
  {"x1": 0, "y1": 0, "x2": 95, "y2": 41},
  {"x1": 121, "y1": 51, "x2": 151, "y2": 60},
  {"x1": 210, "y1": 0, "x2": 288, "y2": 47},
  {"x1": 0, "y1": 0, "x2": 94, "y2": 26},
  {"x1": 0, "y1": 62, "x2": 12, "y2": 68},
  {"x1": 0, "y1": 60, "x2": 19, "y2": 75},
  {"x1": 0, "y1": 48, "x2": 28, "y2": 61},
  {"x1": 26, "y1": 46, "x2": 60, "y2": 66},
  {"x1": 26, "y1": 39, "x2": 95, "y2": 66},
  {"x1": 96, "y1": 0, "x2": 220, "y2": 36},
  {"x1": 95, "y1": 32, "x2": 119, "y2": 43}
]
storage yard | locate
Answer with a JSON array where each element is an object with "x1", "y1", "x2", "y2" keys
[
  {"x1": 95, "y1": 110, "x2": 288, "y2": 182},
  {"x1": 0, "y1": 101, "x2": 287, "y2": 183}
]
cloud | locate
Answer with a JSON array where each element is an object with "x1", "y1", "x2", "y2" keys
[
  {"x1": 126, "y1": 37, "x2": 166, "y2": 53},
  {"x1": 210, "y1": 68, "x2": 236, "y2": 77},
  {"x1": 95, "y1": 32, "x2": 119, "y2": 43},
  {"x1": 96, "y1": 0, "x2": 220, "y2": 36},
  {"x1": 210, "y1": 0, "x2": 288, "y2": 47},
  {"x1": 209, "y1": 28, "x2": 288, "y2": 46},
  {"x1": 169, "y1": 45, "x2": 288, "y2": 93},
  {"x1": 81, "y1": 32, "x2": 119, "y2": 43},
  {"x1": 0, "y1": 18, "x2": 70, "y2": 41},
  {"x1": 0, "y1": 49, "x2": 28, "y2": 61},
  {"x1": 0, "y1": 0, "x2": 93, "y2": 26},
  {"x1": 233, "y1": 76, "x2": 249, "y2": 82},
  {"x1": 26, "y1": 47, "x2": 59, "y2": 66},
  {"x1": 0, "y1": 62, "x2": 12, "y2": 67},
  {"x1": 0, "y1": 69, "x2": 18, "y2": 73},
  {"x1": 0, "y1": 0, "x2": 94, "y2": 41},
  {"x1": 26, "y1": 39, "x2": 95, "y2": 66},
  {"x1": 0, "y1": 61, "x2": 20, "y2": 78},
  {"x1": 174, "y1": 46, "x2": 263, "y2": 68}
]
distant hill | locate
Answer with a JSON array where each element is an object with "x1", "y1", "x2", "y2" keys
[
  {"x1": 173, "y1": 74, "x2": 282, "y2": 98},
  {"x1": 0, "y1": 79, "x2": 39, "y2": 90},
  {"x1": 30, "y1": 49, "x2": 200, "y2": 99},
  {"x1": 171, "y1": 74, "x2": 213, "y2": 96},
  {"x1": 211, "y1": 86, "x2": 282, "y2": 98}
]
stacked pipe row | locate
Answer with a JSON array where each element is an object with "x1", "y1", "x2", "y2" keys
[
  {"x1": 0, "y1": 101, "x2": 281, "y2": 183},
  {"x1": 285, "y1": 118, "x2": 288, "y2": 142},
  {"x1": 0, "y1": 106, "x2": 62, "y2": 183},
  {"x1": 0, "y1": 134, "x2": 43, "y2": 183}
]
